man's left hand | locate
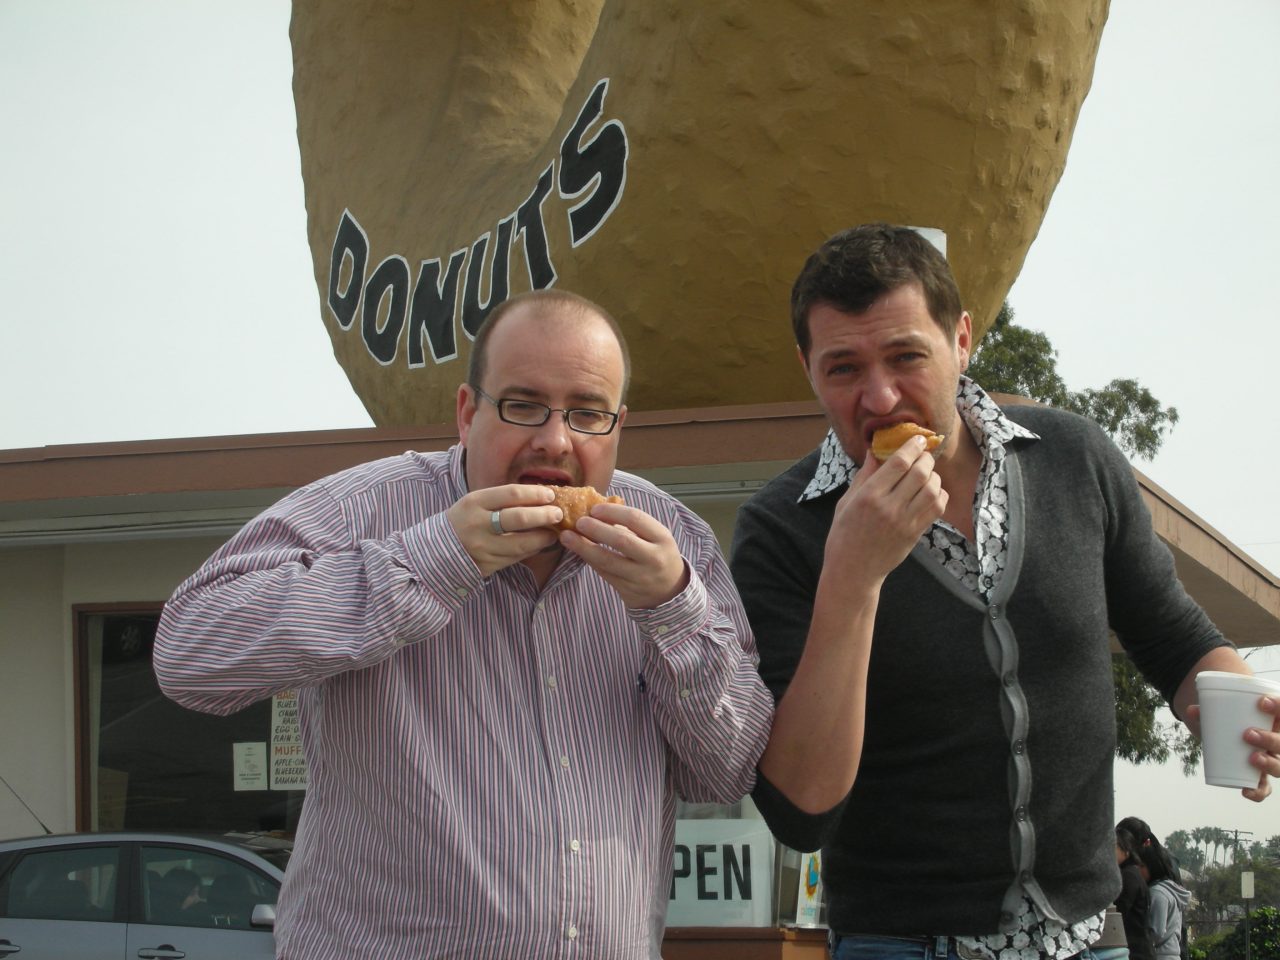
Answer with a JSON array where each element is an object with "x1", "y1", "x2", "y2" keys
[
  {"x1": 1185, "y1": 695, "x2": 1280, "y2": 802},
  {"x1": 1242, "y1": 694, "x2": 1280, "y2": 801},
  {"x1": 1174, "y1": 649, "x2": 1280, "y2": 803},
  {"x1": 559, "y1": 502, "x2": 689, "y2": 609}
]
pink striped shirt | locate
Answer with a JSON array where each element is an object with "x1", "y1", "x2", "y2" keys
[{"x1": 154, "y1": 444, "x2": 773, "y2": 959}]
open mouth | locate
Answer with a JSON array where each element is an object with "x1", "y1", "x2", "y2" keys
[{"x1": 519, "y1": 470, "x2": 574, "y2": 486}]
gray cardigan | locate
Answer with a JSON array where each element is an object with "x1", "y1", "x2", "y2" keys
[{"x1": 730, "y1": 404, "x2": 1226, "y2": 937}]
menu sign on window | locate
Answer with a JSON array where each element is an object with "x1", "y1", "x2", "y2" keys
[
  {"x1": 232, "y1": 742, "x2": 269, "y2": 792},
  {"x1": 270, "y1": 690, "x2": 309, "y2": 790}
]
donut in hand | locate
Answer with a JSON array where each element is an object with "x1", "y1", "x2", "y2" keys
[
  {"x1": 549, "y1": 486, "x2": 624, "y2": 530},
  {"x1": 871, "y1": 423, "x2": 944, "y2": 462}
]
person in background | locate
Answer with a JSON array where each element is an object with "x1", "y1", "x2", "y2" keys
[
  {"x1": 1114, "y1": 826, "x2": 1155, "y2": 960},
  {"x1": 731, "y1": 223, "x2": 1280, "y2": 960},
  {"x1": 1118, "y1": 818, "x2": 1191, "y2": 960},
  {"x1": 154, "y1": 289, "x2": 774, "y2": 959}
]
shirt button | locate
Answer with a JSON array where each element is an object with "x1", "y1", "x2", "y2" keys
[
  {"x1": 559, "y1": 755, "x2": 570, "y2": 768},
  {"x1": 656, "y1": 625, "x2": 669, "y2": 636},
  {"x1": 536, "y1": 601, "x2": 545, "y2": 611},
  {"x1": 547, "y1": 676, "x2": 558, "y2": 690},
  {"x1": 679, "y1": 688, "x2": 691, "y2": 699},
  {"x1": 455, "y1": 587, "x2": 468, "y2": 599},
  {"x1": 567, "y1": 925, "x2": 579, "y2": 940},
  {"x1": 570, "y1": 839, "x2": 581, "y2": 852}
]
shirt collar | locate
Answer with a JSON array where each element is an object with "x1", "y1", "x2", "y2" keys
[
  {"x1": 450, "y1": 443, "x2": 470, "y2": 494},
  {"x1": 798, "y1": 376, "x2": 1039, "y2": 502}
]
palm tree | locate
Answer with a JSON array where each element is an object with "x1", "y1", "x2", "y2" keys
[
  {"x1": 1211, "y1": 827, "x2": 1226, "y2": 867},
  {"x1": 1167, "y1": 829, "x2": 1192, "y2": 858},
  {"x1": 1166, "y1": 830, "x2": 1204, "y2": 877},
  {"x1": 1213, "y1": 827, "x2": 1233, "y2": 867},
  {"x1": 1192, "y1": 826, "x2": 1213, "y2": 867}
]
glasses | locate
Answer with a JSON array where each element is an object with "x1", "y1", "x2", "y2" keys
[{"x1": 471, "y1": 386, "x2": 620, "y2": 435}]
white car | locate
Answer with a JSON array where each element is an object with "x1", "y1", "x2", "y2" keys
[{"x1": 0, "y1": 831, "x2": 288, "y2": 960}]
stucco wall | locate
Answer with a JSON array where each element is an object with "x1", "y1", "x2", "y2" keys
[
  {"x1": 0, "y1": 547, "x2": 68, "y2": 838},
  {"x1": 62, "y1": 538, "x2": 225, "y2": 606}
]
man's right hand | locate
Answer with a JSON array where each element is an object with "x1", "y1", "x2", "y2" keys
[
  {"x1": 446, "y1": 484, "x2": 562, "y2": 577},
  {"x1": 828, "y1": 435, "x2": 948, "y2": 588}
]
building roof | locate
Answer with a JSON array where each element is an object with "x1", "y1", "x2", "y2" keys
[{"x1": 2, "y1": 401, "x2": 1276, "y2": 649}]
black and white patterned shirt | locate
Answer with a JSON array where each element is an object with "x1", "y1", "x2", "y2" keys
[{"x1": 798, "y1": 376, "x2": 1105, "y2": 960}]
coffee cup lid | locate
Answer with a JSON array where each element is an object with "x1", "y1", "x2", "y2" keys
[{"x1": 1194, "y1": 670, "x2": 1280, "y2": 695}]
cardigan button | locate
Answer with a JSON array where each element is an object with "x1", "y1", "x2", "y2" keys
[
  {"x1": 1012, "y1": 739, "x2": 1026, "y2": 755},
  {"x1": 989, "y1": 604, "x2": 1001, "y2": 620}
]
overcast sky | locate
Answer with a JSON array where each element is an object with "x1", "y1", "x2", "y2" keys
[
  {"x1": 2, "y1": 0, "x2": 1277, "y2": 843},
  {"x1": 1004, "y1": 0, "x2": 1280, "y2": 847}
]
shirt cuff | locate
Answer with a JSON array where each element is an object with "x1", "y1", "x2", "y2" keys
[
  {"x1": 627, "y1": 562, "x2": 708, "y2": 651},
  {"x1": 398, "y1": 511, "x2": 486, "y2": 610}
]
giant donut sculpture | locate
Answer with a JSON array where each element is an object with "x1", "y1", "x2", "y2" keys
[{"x1": 290, "y1": 1, "x2": 1109, "y2": 426}]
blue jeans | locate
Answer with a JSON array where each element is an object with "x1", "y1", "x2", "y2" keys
[
  {"x1": 828, "y1": 933, "x2": 984, "y2": 959},
  {"x1": 828, "y1": 933, "x2": 1113, "y2": 960}
]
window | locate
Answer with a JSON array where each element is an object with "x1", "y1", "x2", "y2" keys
[
  {"x1": 139, "y1": 845, "x2": 277, "y2": 931},
  {"x1": 75, "y1": 607, "x2": 304, "y2": 834},
  {"x1": 0, "y1": 845, "x2": 119, "y2": 922}
]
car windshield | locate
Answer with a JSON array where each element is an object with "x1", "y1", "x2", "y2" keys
[{"x1": 221, "y1": 832, "x2": 293, "y2": 871}]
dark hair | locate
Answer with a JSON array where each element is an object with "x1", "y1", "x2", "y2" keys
[
  {"x1": 1117, "y1": 816, "x2": 1152, "y2": 844},
  {"x1": 1115, "y1": 826, "x2": 1142, "y2": 863},
  {"x1": 466, "y1": 289, "x2": 631, "y2": 401},
  {"x1": 1117, "y1": 816, "x2": 1178, "y2": 883},
  {"x1": 790, "y1": 222, "x2": 963, "y2": 357}
]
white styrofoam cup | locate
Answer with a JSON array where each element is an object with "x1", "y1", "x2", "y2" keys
[{"x1": 1194, "y1": 670, "x2": 1280, "y2": 789}]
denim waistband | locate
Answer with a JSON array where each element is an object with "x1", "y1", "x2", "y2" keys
[{"x1": 827, "y1": 932, "x2": 989, "y2": 959}]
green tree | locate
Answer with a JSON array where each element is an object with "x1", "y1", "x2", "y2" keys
[
  {"x1": 1213, "y1": 827, "x2": 1230, "y2": 867},
  {"x1": 1257, "y1": 835, "x2": 1280, "y2": 867},
  {"x1": 1195, "y1": 828, "x2": 1217, "y2": 871},
  {"x1": 969, "y1": 302, "x2": 1179, "y2": 461},
  {"x1": 1170, "y1": 830, "x2": 1208, "y2": 877},
  {"x1": 969, "y1": 301, "x2": 1187, "y2": 767},
  {"x1": 1198, "y1": 906, "x2": 1280, "y2": 960}
]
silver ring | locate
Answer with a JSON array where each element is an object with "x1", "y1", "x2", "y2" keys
[{"x1": 490, "y1": 510, "x2": 505, "y2": 535}]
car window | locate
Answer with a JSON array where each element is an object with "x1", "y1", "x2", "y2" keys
[
  {"x1": 0, "y1": 844, "x2": 119, "y2": 922},
  {"x1": 139, "y1": 845, "x2": 278, "y2": 930}
]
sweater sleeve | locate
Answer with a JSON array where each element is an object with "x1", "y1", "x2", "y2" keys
[
  {"x1": 730, "y1": 471, "x2": 849, "y2": 850},
  {"x1": 750, "y1": 769, "x2": 849, "y2": 853},
  {"x1": 1090, "y1": 420, "x2": 1231, "y2": 703}
]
